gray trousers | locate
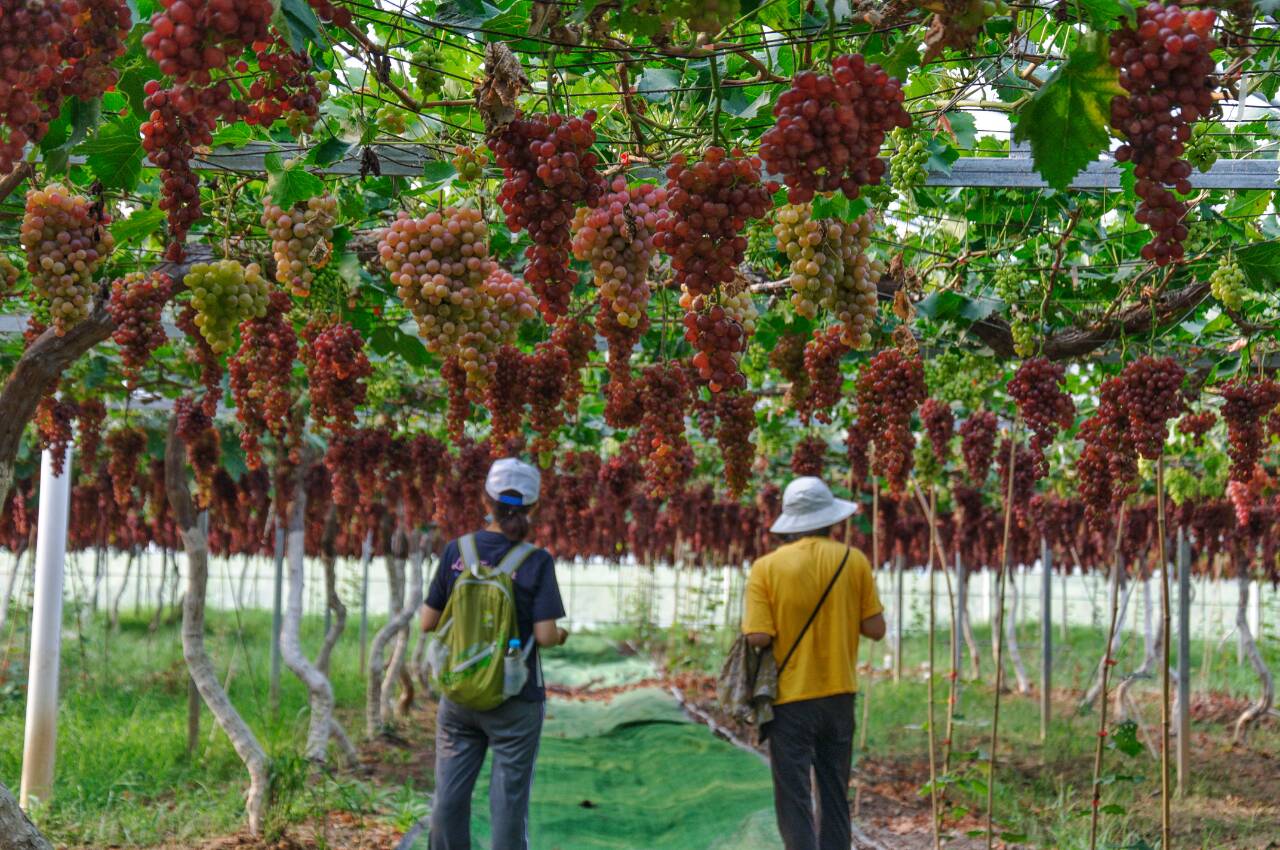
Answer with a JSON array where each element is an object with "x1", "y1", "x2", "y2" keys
[
  {"x1": 766, "y1": 693, "x2": 856, "y2": 850},
  {"x1": 430, "y1": 696, "x2": 545, "y2": 850}
]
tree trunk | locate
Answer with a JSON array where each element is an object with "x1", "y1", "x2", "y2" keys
[
  {"x1": 1003, "y1": 567, "x2": 1031, "y2": 694},
  {"x1": 166, "y1": 419, "x2": 269, "y2": 835},
  {"x1": 315, "y1": 506, "x2": 346, "y2": 679},
  {"x1": 382, "y1": 533, "x2": 428, "y2": 723},
  {"x1": 0, "y1": 548, "x2": 23, "y2": 633},
  {"x1": 1232, "y1": 571, "x2": 1274, "y2": 744},
  {"x1": 957, "y1": 559, "x2": 981, "y2": 681},
  {"x1": 0, "y1": 779, "x2": 52, "y2": 850},
  {"x1": 110, "y1": 548, "x2": 136, "y2": 630},
  {"x1": 1081, "y1": 564, "x2": 1136, "y2": 711},
  {"x1": 367, "y1": 523, "x2": 409, "y2": 738},
  {"x1": 1114, "y1": 603, "x2": 1165, "y2": 723}
]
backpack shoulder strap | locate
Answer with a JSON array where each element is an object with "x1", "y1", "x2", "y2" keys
[
  {"x1": 458, "y1": 534, "x2": 481, "y2": 576},
  {"x1": 495, "y1": 541, "x2": 536, "y2": 576}
]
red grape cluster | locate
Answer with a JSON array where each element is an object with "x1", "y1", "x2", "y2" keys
[
  {"x1": 301, "y1": 319, "x2": 371, "y2": 438},
  {"x1": 1220, "y1": 376, "x2": 1280, "y2": 485},
  {"x1": 262, "y1": 193, "x2": 336, "y2": 297},
  {"x1": 106, "y1": 426, "x2": 147, "y2": 508},
  {"x1": 679, "y1": 283, "x2": 758, "y2": 392},
  {"x1": 21, "y1": 184, "x2": 115, "y2": 334},
  {"x1": 770, "y1": 333, "x2": 811, "y2": 413},
  {"x1": 959, "y1": 409, "x2": 998, "y2": 483},
  {"x1": 441, "y1": 356, "x2": 471, "y2": 443},
  {"x1": 996, "y1": 438, "x2": 1037, "y2": 513},
  {"x1": 109, "y1": 271, "x2": 176, "y2": 386},
  {"x1": 597, "y1": 301, "x2": 647, "y2": 429},
  {"x1": 406, "y1": 432, "x2": 446, "y2": 527},
  {"x1": 800, "y1": 325, "x2": 851, "y2": 424},
  {"x1": 634, "y1": 362, "x2": 693, "y2": 501},
  {"x1": 920, "y1": 398, "x2": 954, "y2": 463},
  {"x1": 1108, "y1": 3, "x2": 1219, "y2": 264},
  {"x1": 845, "y1": 417, "x2": 870, "y2": 489},
  {"x1": 35, "y1": 397, "x2": 76, "y2": 476},
  {"x1": 434, "y1": 438, "x2": 492, "y2": 539},
  {"x1": 715, "y1": 391, "x2": 757, "y2": 497},
  {"x1": 176, "y1": 305, "x2": 223, "y2": 417},
  {"x1": 305, "y1": 0, "x2": 352, "y2": 26},
  {"x1": 377, "y1": 209, "x2": 536, "y2": 390},
  {"x1": 1077, "y1": 378, "x2": 1138, "y2": 525},
  {"x1": 1006, "y1": 356, "x2": 1075, "y2": 479},
  {"x1": 140, "y1": 82, "x2": 220, "y2": 259},
  {"x1": 175, "y1": 394, "x2": 220, "y2": 508},
  {"x1": 526, "y1": 341, "x2": 573, "y2": 460},
  {"x1": 791, "y1": 434, "x2": 827, "y2": 477},
  {"x1": 854, "y1": 348, "x2": 926, "y2": 494},
  {"x1": 0, "y1": 0, "x2": 129, "y2": 175},
  {"x1": 656, "y1": 147, "x2": 772, "y2": 298},
  {"x1": 572, "y1": 177, "x2": 666, "y2": 329},
  {"x1": 1117, "y1": 355, "x2": 1186, "y2": 458},
  {"x1": 1177, "y1": 409, "x2": 1215, "y2": 445},
  {"x1": 759, "y1": 55, "x2": 911, "y2": 205},
  {"x1": 228, "y1": 290, "x2": 297, "y2": 469},
  {"x1": 77, "y1": 398, "x2": 107, "y2": 477},
  {"x1": 550, "y1": 318, "x2": 595, "y2": 414},
  {"x1": 142, "y1": 0, "x2": 273, "y2": 84},
  {"x1": 483, "y1": 345, "x2": 529, "y2": 449},
  {"x1": 489, "y1": 111, "x2": 605, "y2": 318},
  {"x1": 246, "y1": 37, "x2": 325, "y2": 133}
]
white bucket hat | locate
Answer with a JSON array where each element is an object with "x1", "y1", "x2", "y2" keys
[
  {"x1": 485, "y1": 458, "x2": 541, "y2": 507},
  {"x1": 770, "y1": 476, "x2": 858, "y2": 535}
]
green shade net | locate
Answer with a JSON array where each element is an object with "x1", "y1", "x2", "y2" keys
[{"x1": 401, "y1": 640, "x2": 781, "y2": 850}]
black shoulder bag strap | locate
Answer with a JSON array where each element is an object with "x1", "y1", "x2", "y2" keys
[{"x1": 777, "y1": 546, "x2": 851, "y2": 676}]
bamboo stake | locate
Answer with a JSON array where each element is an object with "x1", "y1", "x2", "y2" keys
[
  {"x1": 927, "y1": 485, "x2": 941, "y2": 850},
  {"x1": 1156, "y1": 455, "x2": 1171, "y2": 848},
  {"x1": 854, "y1": 470, "x2": 879, "y2": 818},
  {"x1": 913, "y1": 481, "x2": 960, "y2": 776},
  {"x1": 986, "y1": 430, "x2": 1018, "y2": 850},
  {"x1": 1090, "y1": 506, "x2": 1128, "y2": 850}
]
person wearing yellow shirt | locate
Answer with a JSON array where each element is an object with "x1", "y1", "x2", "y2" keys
[{"x1": 743, "y1": 476, "x2": 886, "y2": 850}]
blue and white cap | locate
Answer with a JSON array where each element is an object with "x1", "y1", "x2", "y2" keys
[{"x1": 485, "y1": 457, "x2": 541, "y2": 507}]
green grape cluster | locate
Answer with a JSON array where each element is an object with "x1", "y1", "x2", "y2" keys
[
  {"x1": 0, "y1": 255, "x2": 19, "y2": 296},
  {"x1": 1210, "y1": 255, "x2": 1246, "y2": 311},
  {"x1": 1011, "y1": 319, "x2": 1037, "y2": 358},
  {"x1": 451, "y1": 146, "x2": 488, "y2": 182},
  {"x1": 744, "y1": 221, "x2": 782, "y2": 275},
  {"x1": 1183, "y1": 122, "x2": 1219, "y2": 174},
  {"x1": 184, "y1": 260, "x2": 271, "y2": 354},
  {"x1": 993, "y1": 266, "x2": 1022, "y2": 304},
  {"x1": 307, "y1": 265, "x2": 351, "y2": 315},
  {"x1": 924, "y1": 349, "x2": 1000, "y2": 410},
  {"x1": 774, "y1": 203, "x2": 881, "y2": 348},
  {"x1": 411, "y1": 47, "x2": 445, "y2": 97},
  {"x1": 376, "y1": 105, "x2": 408, "y2": 135},
  {"x1": 889, "y1": 127, "x2": 929, "y2": 191}
]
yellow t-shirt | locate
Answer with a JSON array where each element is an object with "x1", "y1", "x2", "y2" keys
[{"x1": 742, "y1": 537, "x2": 883, "y2": 705}]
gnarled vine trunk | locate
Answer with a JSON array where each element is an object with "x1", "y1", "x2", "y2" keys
[
  {"x1": 280, "y1": 456, "x2": 357, "y2": 766},
  {"x1": 166, "y1": 419, "x2": 270, "y2": 835},
  {"x1": 0, "y1": 778, "x2": 52, "y2": 850},
  {"x1": 1081, "y1": 562, "x2": 1136, "y2": 711},
  {"x1": 315, "y1": 505, "x2": 346, "y2": 679},
  {"x1": 367, "y1": 522, "x2": 409, "y2": 737},
  {"x1": 1232, "y1": 570, "x2": 1273, "y2": 744},
  {"x1": 1002, "y1": 567, "x2": 1031, "y2": 694},
  {"x1": 381, "y1": 532, "x2": 429, "y2": 722}
]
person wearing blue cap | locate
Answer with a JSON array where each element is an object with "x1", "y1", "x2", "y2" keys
[{"x1": 421, "y1": 457, "x2": 568, "y2": 850}]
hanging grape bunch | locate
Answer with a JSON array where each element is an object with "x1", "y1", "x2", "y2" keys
[
  {"x1": 411, "y1": 44, "x2": 445, "y2": 97},
  {"x1": 1108, "y1": 3, "x2": 1220, "y2": 264},
  {"x1": 1177, "y1": 409, "x2": 1215, "y2": 446},
  {"x1": 1220, "y1": 376, "x2": 1280, "y2": 486},
  {"x1": 716, "y1": 392, "x2": 758, "y2": 498},
  {"x1": 959, "y1": 409, "x2": 998, "y2": 483},
  {"x1": 1183, "y1": 121, "x2": 1219, "y2": 173},
  {"x1": 656, "y1": 147, "x2": 772, "y2": 297},
  {"x1": 526, "y1": 342, "x2": 574, "y2": 461},
  {"x1": 262, "y1": 192, "x2": 337, "y2": 297},
  {"x1": 452, "y1": 146, "x2": 488, "y2": 182},
  {"x1": 248, "y1": 38, "x2": 325, "y2": 133},
  {"x1": 1117, "y1": 355, "x2": 1186, "y2": 459},
  {"x1": 678, "y1": 282, "x2": 758, "y2": 392},
  {"x1": 888, "y1": 127, "x2": 930, "y2": 191},
  {"x1": 1006, "y1": 357, "x2": 1075, "y2": 479},
  {"x1": 770, "y1": 332, "x2": 811, "y2": 413},
  {"x1": 77, "y1": 398, "x2": 107, "y2": 478},
  {"x1": 572, "y1": 178, "x2": 667, "y2": 330},
  {"x1": 108, "y1": 271, "x2": 176, "y2": 386},
  {"x1": 923, "y1": 0, "x2": 1010, "y2": 62},
  {"x1": 302, "y1": 319, "x2": 372, "y2": 438},
  {"x1": 633, "y1": 362, "x2": 694, "y2": 501},
  {"x1": 854, "y1": 348, "x2": 926, "y2": 494},
  {"x1": 920, "y1": 398, "x2": 954, "y2": 463},
  {"x1": 489, "y1": 111, "x2": 606, "y2": 319},
  {"x1": 377, "y1": 209, "x2": 535, "y2": 389},
  {"x1": 106, "y1": 426, "x2": 147, "y2": 508},
  {"x1": 791, "y1": 434, "x2": 827, "y2": 477},
  {"x1": 774, "y1": 203, "x2": 881, "y2": 348},
  {"x1": 139, "y1": 81, "x2": 221, "y2": 261},
  {"x1": 1, "y1": 255, "x2": 21, "y2": 297},
  {"x1": 483, "y1": 345, "x2": 529, "y2": 450},
  {"x1": 228, "y1": 291, "x2": 298, "y2": 469},
  {"x1": 1209, "y1": 255, "x2": 1246, "y2": 311},
  {"x1": 183, "y1": 259, "x2": 271, "y2": 353},
  {"x1": 800, "y1": 325, "x2": 851, "y2": 424},
  {"x1": 21, "y1": 184, "x2": 115, "y2": 334},
  {"x1": 175, "y1": 394, "x2": 220, "y2": 508},
  {"x1": 141, "y1": 0, "x2": 274, "y2": 83},
  {"x1": 759, "y1": 54, "x2": 912, "y2": 205},
  {"x1": 35, "y1": 397, "x2": 76, "y2": 476}
]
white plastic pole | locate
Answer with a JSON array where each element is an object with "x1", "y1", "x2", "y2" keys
[{"x1": 20, "y1": 446, "x2": 73, "y2": 810}]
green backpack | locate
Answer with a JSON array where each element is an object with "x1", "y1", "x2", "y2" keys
[{"x1": 427, "y1": 534, "x2": 536, "y2": 711}]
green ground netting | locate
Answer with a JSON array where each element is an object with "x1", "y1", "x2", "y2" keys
[
  {"x1": 538, "y1": 633, "x2": 660, "y2": 691},
  {"x1": 401, "y1": 640, "x2": 782, "y2": 850}
]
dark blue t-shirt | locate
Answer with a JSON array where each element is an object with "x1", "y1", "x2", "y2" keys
[{"x1": 425, "y1": 530, "x2": 565, "y2": 702}]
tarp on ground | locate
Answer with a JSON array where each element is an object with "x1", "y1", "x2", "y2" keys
[
  {"x1": 539, "y1": 634, "x2": 659, "y2": 691},
  {"x1": 401, "y1": 648, "x2": 781, "y2": 850}
]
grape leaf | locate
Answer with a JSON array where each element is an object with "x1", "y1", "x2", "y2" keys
[
  {"x1": 81, "y1": 118, "x2": 146, "y2": 191},
  {"x1": 274, "y1": 0, "x2": 325, "y2": 55},
  {"x1": 1077, "y1": 0, "x2": 1134, "y2": 28},
  {"x1": 637, "y1": 68, "x2": 682, "y2": 102},
  {"x1": 264, "y1": 152, "x2": 325, "y2": 208},
  {"x1": 1011, "y1": 33, "x2": 1122, "y2": 192},
  {"x1": 110, "y1": 208, "x2": 167, "y2": 248},
  {"x1": 1109, "y1": 720, "x2": 1144, "y2": 757}
]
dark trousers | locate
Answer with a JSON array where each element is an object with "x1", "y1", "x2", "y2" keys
[{"x1": 766, "y1": 693, "x2": 856, "y2": 850}]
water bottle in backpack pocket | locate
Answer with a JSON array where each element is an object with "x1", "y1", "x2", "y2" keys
[{"x1": 503, "y1": 638, "x2": 530, "y2": 697}]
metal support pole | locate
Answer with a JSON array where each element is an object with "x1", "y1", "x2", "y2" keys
[
  {"x1": 20, "y1": 446, "x2": 73, "y2": 809},
  {"x1": 1176, "y1": 527, "x2": 1192, "y2": 797},
  {"x1": 954, "y1": 551, "x2": 964, "y2": 677},
  {"x1": 1040, "y1": 538, "x2": 1052, "y2": 743},
  {"x1": 269, "y1": 523, "x2": 284, "y2": 712},
  {"x1": 893, "y1": 554, "x2": 905, "y2": 683},
  {"x1": 359, "y1": 531, "x2": 372, "y2": 676}
]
